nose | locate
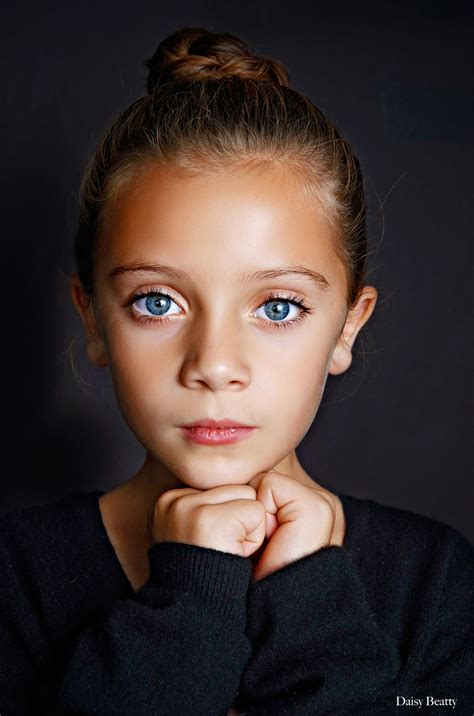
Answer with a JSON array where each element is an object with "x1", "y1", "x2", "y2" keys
[{"x1": 179, "y1": 314, "x2": 251, "y2": 392}]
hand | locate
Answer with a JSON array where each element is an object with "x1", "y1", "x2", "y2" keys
[
  {"x1": 150, "y1": 484, "x2": 267, "y2": 559},
  {"x1": 247, "y1": 469, "x2": 341, "y2": 582}
]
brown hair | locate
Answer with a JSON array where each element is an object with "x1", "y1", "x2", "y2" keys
[{"x1": 74, "y1": 26, "x2": 370, "y2": 310}]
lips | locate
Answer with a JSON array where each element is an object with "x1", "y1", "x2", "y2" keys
[
  {"x1": 181, "y1": 418, "x2": 255, "y2": 429},
  {"x1": 179, "y1": 418, "x2": 256, "y2": 445},
  {"x1": 180, "y1": 420, "x2": 256, "y2": 446}
]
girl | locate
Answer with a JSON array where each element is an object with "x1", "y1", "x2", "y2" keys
[{"x1": 1, "y1": 26, "x2": 472, "y2": 715}]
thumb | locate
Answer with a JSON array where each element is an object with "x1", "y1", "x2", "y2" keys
[{"x1": 266, "y1": 511, "x2": 278, "y2": 539}]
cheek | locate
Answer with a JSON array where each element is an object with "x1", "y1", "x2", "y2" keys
[
  {"x1": 105, "y1": 331, "x2": 175, "y2": 419},
  {"x1": 261, "y1": 344, "x2": 330, "y2": 435}
]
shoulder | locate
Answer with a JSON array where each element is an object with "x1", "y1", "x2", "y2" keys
[
  {"x1": 0, "y1": 491, "x2": 101, "y2": 564},
  {"x1": 340, "y1": 489, "x2": 472, "y2": 548},
  {"x1": 0, "y1": 491, "x2": 116, "y2": 653},
  {"x1": 339, "y1": 491, "x2": 473, "y2": 598},
  {"x1": 0, "y1": 491, "x2": 106, "y2": 614},
  {"x1": 0, "y1": 494, "x2": 85, "y2": 655}
]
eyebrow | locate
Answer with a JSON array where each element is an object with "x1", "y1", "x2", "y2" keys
[{"x1": 108, "y1": 262, "x2": 331, "y2": 290}]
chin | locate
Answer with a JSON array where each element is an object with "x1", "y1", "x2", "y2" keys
[{"x1": 167, "y1": 454, "x2": 268, "y2": 489}]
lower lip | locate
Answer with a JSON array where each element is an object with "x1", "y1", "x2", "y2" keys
[{"x1": 180, "y1": 426, "x2": 256, "y2": 445}]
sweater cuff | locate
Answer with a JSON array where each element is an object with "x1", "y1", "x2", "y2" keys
[
  {"x1": 250, "y1": 545, "x2": 389, "y2": 644},
  {"x1": 138, "y1": 540, "x2": 252, "y2": 623},
  {"x1": 243, "y1": 545, "x2": 400, "y2": 705},
  {"x1": 252, "y1": 544, "x2": 362, "y2": 601}
]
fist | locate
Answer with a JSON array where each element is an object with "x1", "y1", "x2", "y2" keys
[
  {"x1": 150, "y1": 484, "x2": 268, "y2": 559},
  {"x1": 247, "y1": 470, "x2": 343, "y2": 582}
]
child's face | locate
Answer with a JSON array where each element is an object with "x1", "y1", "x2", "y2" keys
[{"x1": 75, "y1": 163, "x2": 374, "y2": 488}]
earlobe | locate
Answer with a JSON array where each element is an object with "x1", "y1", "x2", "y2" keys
[
  {"x1": 70, "y1": 274, "x2": 110, "y2": 368},
  {"x1": 328, "y1": 286, "x2": 378, "y2": 376},
  {"x1": 329, "y1": 337, "x2": 353, "y2": 376},
  {"x1": 86, "y1": 337, "x2": 110, "y2": 369}
]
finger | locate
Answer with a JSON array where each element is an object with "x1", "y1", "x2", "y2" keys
[
  {"x1": 254, "y1": 471, "x2": 306, "y2": 516},
  {"x1": 247, "y1": 470, "x2": 270, "y2": 491},
  {"x1": 308, "y1": 488, "x2": 337, "y2": 534},
  {"x1": 191, "y1": 484, "x2": 257, "y2": 506},
  {"x1": 197, "y1": 498, "x2": 266, "y2": 557},
  {"x1": 158, "y1": 483, "x2": 257, "y2": 512},
  {"x1": 155, "y1": 486, "x2": 203, "y2": 512}
]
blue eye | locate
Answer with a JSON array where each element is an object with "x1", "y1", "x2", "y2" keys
[
  {"x1": 133, "y1": 292, "x2": 181, "y2": 318},
  {"x1": 127, "y1": 289, "x2": 312, "y2": 329},
  {"x1": 145, "y1": 295, "x2": 170, "y2": 316},
  {"x1": 262, "y1": 299, "x2": 291, "y2": 321},
  {"x1": 254, "y1": 295, "x2": 310, "y2": 327}
]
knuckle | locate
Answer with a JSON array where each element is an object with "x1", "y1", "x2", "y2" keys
[
  {"x1": 193, "y1": 503, "x2": 217, "y2": 531},
  {"x1": 314, "y1": 490, "x2": 336, "y2": 516},
  {"x1": 243, "y1": 485, "x2": 257, "y2": 498},
  {"x1": 193, "y1": 502, "x2": 210, "y2": 521},
  {"x1": 259, "y1": 473, "x2": 276, "y2": 488},
  {"x1": 168, "y1": 494, "x2": 189, "y2": 518},
  {"x1": 255, "y1": 499, "x2": 267, "y2": 517},
  {"x1": 156, "y1": 489, "x2": 177, "y2": 508}
]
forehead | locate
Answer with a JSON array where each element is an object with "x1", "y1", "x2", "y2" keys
[{"x1": 97, "y1": 163, "x2": 345, "y2": 288}]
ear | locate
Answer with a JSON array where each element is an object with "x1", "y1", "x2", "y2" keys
[
  {"x1": 70, "y1": 274, "x2": 109, "y2": 368},
  {"x1": 328, "y1": 285, "x2": 378, "y2": 376}
]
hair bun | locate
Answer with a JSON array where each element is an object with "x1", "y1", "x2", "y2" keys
[{"x1": 145, "y1": 26, "x2": 290, "y2": 93}]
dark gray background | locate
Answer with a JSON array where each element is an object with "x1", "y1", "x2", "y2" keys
[{"x1": 1, "y1": 1, "x2": 473, "y2": 543}]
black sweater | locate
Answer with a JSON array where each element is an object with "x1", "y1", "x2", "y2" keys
[{"x1": 0, "y1": 489, "x2": 472, "y2": 715}]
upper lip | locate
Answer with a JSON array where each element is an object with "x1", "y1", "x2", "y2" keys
[{"x1": 181, "y1": 418, "x2": 255, "y2": 428}]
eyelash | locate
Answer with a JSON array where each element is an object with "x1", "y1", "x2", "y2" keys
[{"x1": 124, "y1": 288, "x2": 314, "y2": 330}]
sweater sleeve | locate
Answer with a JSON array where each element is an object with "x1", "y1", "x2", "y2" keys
[
  {"x1": 380, "y1": 527, "x2": 474, "y2": 714},
  {"x1": 240, "y1": 545, "x2": 401, "y2": 714},
  {"x1": 0, "y1": 538, "x2": 252, "y2": 715},
  {"x1": 239, "y1": 529, "x2": 474, "y2": 715}
]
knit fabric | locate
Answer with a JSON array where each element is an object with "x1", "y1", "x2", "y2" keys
[{"x1": 0, "y1": 489, "x2": 472, "y2": 714}]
